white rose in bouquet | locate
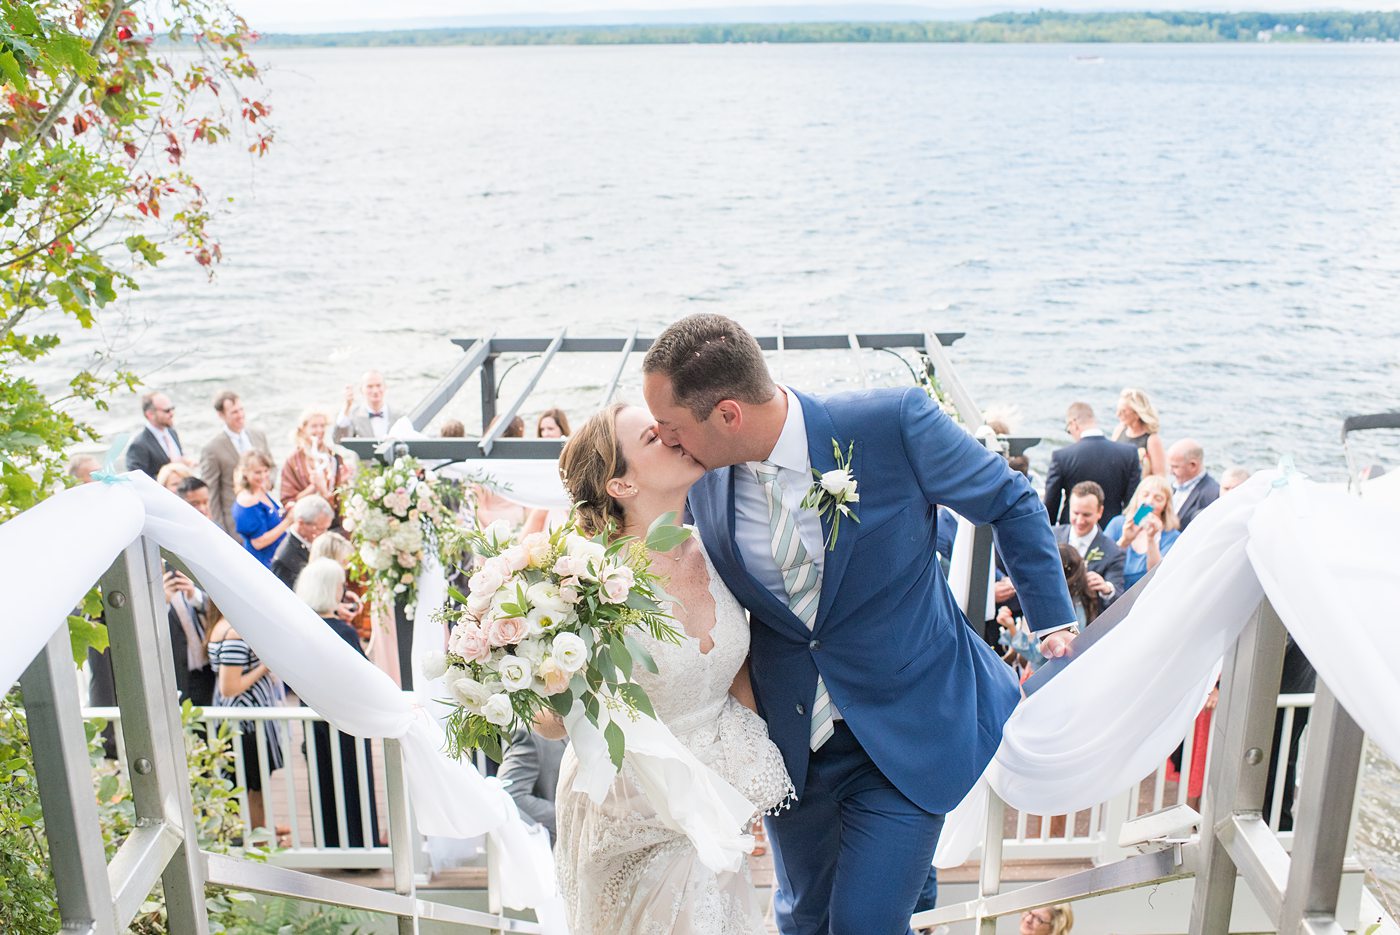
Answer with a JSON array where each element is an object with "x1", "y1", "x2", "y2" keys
[
  {"x1": 498, "y1": 655, "x2": 534, "y2": 693},
  {"x1": 551, "y1": 632, "x2": 588, "y2": 674},
  {"x1": 420, "y1": 650, "x2": 449, "y2": 681},
  {"x1": 564, "y1": 534, "x2": 607, "y2": 580},
  {"x1": 515, "y1": 637, "x2": 547, "y2": 667},
  {"x1": 521, "y1": 531, "x2": 552, "y2": 568},
  {"x1": 481, "y1": 693, "x2": 514, "y2": 727},
  {"x1": 526, "y1": 581, "x2": 575, "y2": 631},
  {"x1": 450, "y1": 676, "x2": 492, "y2": 712}
]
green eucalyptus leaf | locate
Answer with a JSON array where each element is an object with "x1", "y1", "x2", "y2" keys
[
  {"x1": 617, "y1": 683, "x2": 656, "y2": 720},
  {"x1": 623, "y1": 634, "x2": 659, "y2": 674},
  {"x1": 603, "y1": 719, "x2": 625, "y2": 771}
]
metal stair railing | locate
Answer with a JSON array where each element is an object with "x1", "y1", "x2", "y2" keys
[{"x1": 18, "y1": 536, "x2": 542, "y2": 935}]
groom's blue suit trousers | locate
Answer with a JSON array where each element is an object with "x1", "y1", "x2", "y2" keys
[{"x1": 765, "y1": 722, "x2": 944, "y2": 935}]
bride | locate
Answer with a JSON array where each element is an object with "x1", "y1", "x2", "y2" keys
[{"x1": 536, "y1": 403, "x2": 792, "y2": 935}]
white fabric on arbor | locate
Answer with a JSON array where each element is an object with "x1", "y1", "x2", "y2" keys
[
  {"x1": 936, "y1": 469, "x2": 1400, "y2": 866},
  {"x1": 0, "y1": 473, "x2": 559, "y2": 923}
]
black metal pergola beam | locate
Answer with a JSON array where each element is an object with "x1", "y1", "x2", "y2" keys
[{"x1": 340, "y1": 331, "x2": 1038, "y2": 464}]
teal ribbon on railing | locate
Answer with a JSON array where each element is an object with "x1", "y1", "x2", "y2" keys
[
  {"x1": 91, "y1": 433, "x2": 133, "y2": 485},
  {"x1": 1270, "y1": 455, "x2": 1305, "y2": 490}
]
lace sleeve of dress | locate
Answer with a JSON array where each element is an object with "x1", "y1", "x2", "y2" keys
[{"x1": 717, "y1": 696, "x2": 796, "y2": 818}]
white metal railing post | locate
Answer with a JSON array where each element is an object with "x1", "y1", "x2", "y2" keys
[
  {"x1": 1188, "y1": 597, "x2": 1289, "y2": 933},
  {"x1": 1277, "y1": 682, "x2": 1365, "y2": 933},
  {"x1": 486, "y1": 833, "x2": 506, "y2": 935},
  {"x1": 977, "y1": 791, "x2": 1007, "y2": 935},
  {"x1": 20, "y1": 627, "x2": 118, "y2": 935},
  {"x1": 100, "y1": 538, "x2": 210, "y2": 933},
  {"x1": 384, "y1": 738, "x2": 420, "y2": 935}
]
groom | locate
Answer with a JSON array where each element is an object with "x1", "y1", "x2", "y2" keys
[{"x1": 643, "y1": 315, "x2": 1077, "y2": 935}]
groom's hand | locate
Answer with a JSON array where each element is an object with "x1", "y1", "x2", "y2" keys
[{"x1": 1038, "y1": 630, "x2": 1078, "y2": 659}]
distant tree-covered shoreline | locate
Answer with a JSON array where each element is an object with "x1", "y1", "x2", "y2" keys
[{"x1": 258, "y1": 11, "x2": 1400, "y2": 48}]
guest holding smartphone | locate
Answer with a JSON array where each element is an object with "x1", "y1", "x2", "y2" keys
[
  {"x1": 232, "y1": 450, "x2": 294, "y2": 569},
  {"x1": 1105, "y1": 475, "x2": 1180, "y2": 589}
]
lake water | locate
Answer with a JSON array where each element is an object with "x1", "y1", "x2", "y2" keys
[{"x1": 34, "y1": 41, "x2": 1400, "y2": 910}]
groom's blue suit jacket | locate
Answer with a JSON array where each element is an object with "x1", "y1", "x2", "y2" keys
[{"x1": 689, "y1": 387, "x2": 1075, "y2": 814}]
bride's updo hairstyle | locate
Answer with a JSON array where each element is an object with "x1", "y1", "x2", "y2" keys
[{"x1": 559, "y1": 403, "x2": 629, "y2": 537}]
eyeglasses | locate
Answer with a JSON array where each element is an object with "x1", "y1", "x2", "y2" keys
[
  {"x1": 1023, "y1": 909, "x2": 1053, "y2": 925},
  {"x1": 156, "y1": 406, "x2": 175, "y2": 414},
  {"x1": 1064, "y1": 419, "x2": 1078, "y2": 432}
]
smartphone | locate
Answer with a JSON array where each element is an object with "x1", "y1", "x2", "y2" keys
[{"x1": 1131, "y1": 503, "x2": 1154, "y2": 525}]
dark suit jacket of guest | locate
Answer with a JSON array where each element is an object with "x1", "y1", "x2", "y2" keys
[
  {"x1": 200, "y1": 428, "x2": 273, "y2": 537},
  {"x1": 125, "y1": 424, "x2": 184, "y2": 478},
  {"x1": 1175, "y1": 472, "x2": 1221, "y2": 531},
  {"x1": 1043, "y1": 435, "x2": 1142, "y2": 527},
  {"x1": 271, "y1": 532, "x2": 311, "y2": 590},
  {"x1": 1052, "y1": 524, "x2": 1126, "y2": 609},
  {"x1": 498, "y1": 728, "x2": 567, "y2": 842}
]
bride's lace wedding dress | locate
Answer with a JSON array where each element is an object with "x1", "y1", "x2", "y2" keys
[{"x1": 554, "y1": 539, "x2": 793, "y2": 935}]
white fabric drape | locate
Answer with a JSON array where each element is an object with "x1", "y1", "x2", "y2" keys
[
  {"x1": 0, "y1": 473, "x2": 559, "y2": 924},
  {"x1": 937, "y1": 469, "x2": 1400, "y2": 867}
]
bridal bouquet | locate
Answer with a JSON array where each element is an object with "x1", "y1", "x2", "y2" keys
[
  {"x1": 342, "y1": 456, "x2": 457, "y2": 620},
  {"x1": 430, "y1": 514, "x2": 690, "y2": 766}
]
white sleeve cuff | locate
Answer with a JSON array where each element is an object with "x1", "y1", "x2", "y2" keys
[{"x1": 1035, "y1": 621, "x2": 1080, "y2": 638}]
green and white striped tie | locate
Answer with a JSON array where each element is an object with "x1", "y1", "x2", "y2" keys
[{"x1": 755, "y1": 462, "x2": 835, "y2": 751}]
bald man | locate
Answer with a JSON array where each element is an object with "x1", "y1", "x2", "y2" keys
[
  {"x1": 1167, "y1": 438, "x2": 1221, "y2": 530},
  {"x1": 334, "y1": 369, "x2": 400, "y2": 441}
]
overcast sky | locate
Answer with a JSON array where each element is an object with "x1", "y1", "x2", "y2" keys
[{"x1": 236, "y1": 0, "x2": 1400, "y2": 33}]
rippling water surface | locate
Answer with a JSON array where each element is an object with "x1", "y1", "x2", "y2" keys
[{"x1": 35, "y1": 41, "x2": 1400, "y2": 908}]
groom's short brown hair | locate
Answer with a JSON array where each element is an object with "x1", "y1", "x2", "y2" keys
[{"x1": 643, "y1": 314, "x2": 775, "y2": 420}]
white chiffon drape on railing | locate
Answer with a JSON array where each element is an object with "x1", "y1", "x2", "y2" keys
[
  {"x1": 0, "y1": 473, "x2": 560, "y2": 925},
  {"x1": 936, "y1": 469, "x2": 1400, "y2": 867}
]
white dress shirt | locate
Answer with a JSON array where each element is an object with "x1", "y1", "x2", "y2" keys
[
  {"x1": 732, "y1": 388, "x2": 842, "y2": 719},
  {"x1": 224, "y1": 426, "x2": 252, "y2": 454},
  {"x1": 1172, "y1": 472, "x2": 1204, "y2": 510},
  {"x1": 1068, "y1": 528, "x2": 1096, "y2": 558}
]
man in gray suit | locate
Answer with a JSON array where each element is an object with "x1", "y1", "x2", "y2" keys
[
  {"x1": 498, "y1": 728, "x2": 567, "y2": 842},
  {"x1": 333, "y1": 369, "x2": 400, "y2": 442},
  {"x1": 199, "y1": 389, "x2": 272, "y2": 538}
]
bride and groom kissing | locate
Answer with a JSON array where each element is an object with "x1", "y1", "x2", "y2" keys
[{"x1": 543, "y1": 314, "x2": 1077, "y2": 935}]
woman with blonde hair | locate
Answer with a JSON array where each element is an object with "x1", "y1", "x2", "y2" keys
[
  {"x1": 156, "y1": 461, "x2": 194, "y2": 493},
  {"x1": 279, "y1": 409, "x2": 354, "y2": 528},
  {"x1": 1020, "y1": 903, "x2": 1074, "y2": 934},
  {"x1": 1112, "y1": 387, "x2": 1166, "y2": 477},
  {"x1": 1104, "y1": 474, "x2": 1180, "y2": 589},
  {"x1": 541, "y1": 403, "x2": 791, "y2": 935},
  {"x1": 232, "y1": 450, "x2": 294, "y2": 568},
  {"x1": 310, "y1": 531, "x2": 371, "y2": 643}
]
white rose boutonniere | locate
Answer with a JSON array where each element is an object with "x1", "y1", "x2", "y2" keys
[
  {"x1": 1085, "y1": 547, "x2": 1105, "y2": 564},
  {"x1": 801, "y1": 438, "x2": 860, "y2": 550}
]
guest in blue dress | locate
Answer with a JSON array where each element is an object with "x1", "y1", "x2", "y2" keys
[
  {"x1": 232, "y1": 450, "x2": 294, "y2": 568},
  {"x1": 1105, "y1": 474, "x2": 1181, "y2": 590}
]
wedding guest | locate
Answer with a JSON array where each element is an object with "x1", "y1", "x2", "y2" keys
[
  {"x1": 279, "y1": 409, "x2": 353, "y2": 526},
  {"x1": 1220, "y1": 466, "x2": 1251, "y2": 493},
  {"x1": 1044, "y1": 402, "x2": 1141, "y2": 525},
  {"x1": 207, "y1": 603, "x2": 283, "y2": 835},
  {"x1": 1105, "y1": 475, "x2": 1181, "y2": 589},
  {"x1": 164, "y1": 566, "x2": 215, "y2": 706},
  {"x1": 439, "y1": 419, "x2": 466, "y2": 438},
  {"x1": 537, "y1": 408, "x2": 571, "y2": 439},
  {"x1": 498, "y1": 727, "x2": 567, "y2": 843},
  {"x1": 1021, "y1": 904, "x2": 1074, "y2": 934},
  {"x1": 270, "y1": 495, "x2": 333, "y2": 590},
  {"x1": 177, "y1": 475, "x2": 213, "y2": 519},
  {"x1": 1167, "y1": 438, "x2": 1221, "y2": 530},
  {"x1": 200, "y1": 390, "x2": 274, "y2": 537},
  {"x1": 1058, "y1": 544, "x2": 1102, "y2": 628},
  {"x1": 68, "y1": 453, "x2": 100, "y2": 484},
  {"x1": 232, "y1": 450, "x2": 294, "y2": 568},
  {"x1": 294, "y1": 558, "x2": 379, "y2": 847},
  {"x1": 310, "y1": 531, "x2": 369, "y2": 640},
  {"x1": 1051, "y1": 481, "x2": 1125, "y2": 610},
  {"x1": 1112, "y1": 387, "x2": 1166, "y2": 477},
  {"x1": 334, "y1": 369, "x2": 398, "y2": 441},
  {"x1": 156, "y1": 461, "x2": 194, "y2": 493},
  {"x1": 125, "y1": 391, "x2": 195, "y2": 478}
]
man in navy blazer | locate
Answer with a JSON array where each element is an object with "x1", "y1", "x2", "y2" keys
[
  {"x1": 1051, "y1": 480, "x2": 1126, "y2": 610},
  {"x1": 643, "y1": 315, "x2": 1076, "y2": 935},
  {"x1": 1043, "y1": 402, "x2": 1141, "y2": 527},
  {"x1": 125, "y1": 390, "x2": 195, "y2": 478},
  {"x1": 1167, "y1": 438, "x2": 1221, "y2": 531}
]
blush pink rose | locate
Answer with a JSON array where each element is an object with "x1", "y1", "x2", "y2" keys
[
  {"x1": 599, "y1": 565, "x2": 635, "y2": 604},
  {"x1": 537, "y1": 658, "x2": 570, "y2": 696},
  {"x1": 487, "y1": 616, "x2": 529, "y2": 648},
  {"x1": 450, "y1": 624, "x2": 491, "y2": 663},
  {"x1": 502, "y1": 545, "x2": 530, "y2": 573}
]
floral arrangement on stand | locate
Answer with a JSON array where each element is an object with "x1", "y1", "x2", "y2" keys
[
  {"x1": 427, "y1": 513, "x2": 690, "y2": 765},
  {"x1": 341, "y1": 456, "x2": 459, "y2": 621}
]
